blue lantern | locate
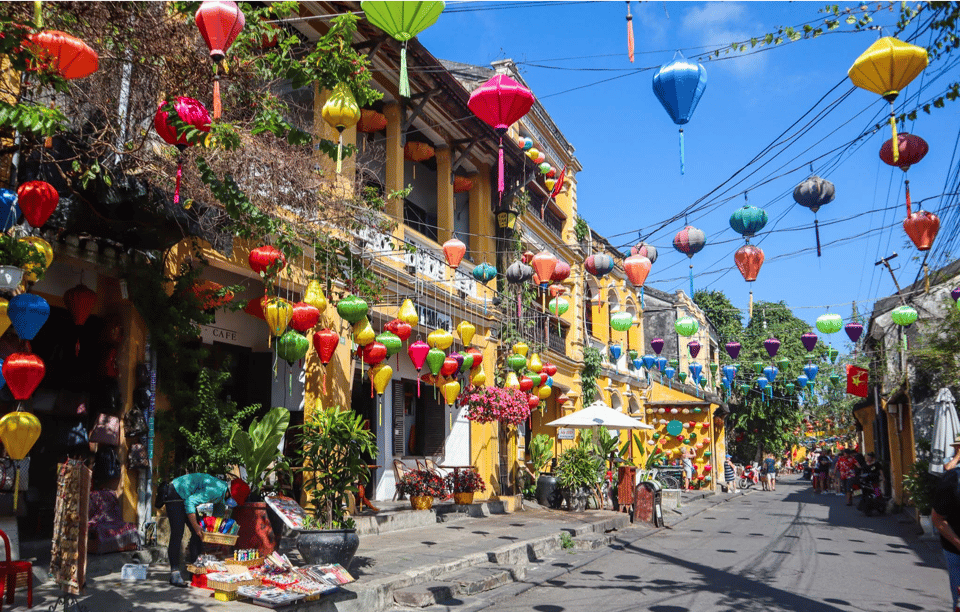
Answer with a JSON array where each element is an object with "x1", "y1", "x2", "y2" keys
[
  {"x1": 544, "y1": 376, "x2": 553, "y2": 388},
  {"x1": 796, "y1": 375, "x2": 809, "y2": 389},
  {"x1": 688, "y1": 361, "x2": 702, "y2": 381},
  {"x1": 762, "y1": 366, "x2": 778, "y2": 383},
  {"x1": 722, "y1": 378, "x2": 731, "y2": 390},
  {"x1": 8, "y1": 293, "x2": 50, "y2": 341},
  {"x1": 803, "y1": 363, "x2": 819, "y2": 382},
  {"x1": 0, "y1": 189, "x2": 20, "y2": 232},
  {"x1": 472, "y1": 262, "x2": 497, "y2": 283},
  {"x1": 756, "y1": 377, "x2": 768, "y2": 391},
  {"x1": 656, "y1": 356, "x2": 668, "y2": 372},
  {"x1": 642, "y1": 354, "x2": 657, "y2": 370},
  {"x1": 722, "y1": 365, "x2": 737, "y2": 382},
  {"x1": 632, "y1": 358, "x2": 643, "y2": 370},
  {"x1": 0, "y1": 358, "x2": 5, "y2": 389},
  {"x1": 652, "y1": 52, "x2": 708, "y2": 175},
  {"x1": 609, "y1": 344, "x2": 622, "y2": 362},
  {"x1": 664, "y1": 366, "x2": 676, "y2": 380}
]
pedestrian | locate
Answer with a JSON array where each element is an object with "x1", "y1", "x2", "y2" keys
[
  {"x1": 815, "y1": 449, "x2": 832, "y2": 494},
  {"x1": 830, "y1": 449, "x2": 841, "y2": 495},
  {"x1": 681, "y1": 447, "x2": 696, "y2": 490},
  {"x1": 724, "y1": 454, "x2": 738, "y2": 494},
  {"x1": 932, "y1": 436, "x2": 960, "y2": 611},
  {"x1": 163, "y1": 473, "x2": 237, "y2": 586},
  {"x1": 762, "y1": 453, "x2": 777, "y2": 491},
  {"x1": 836, "y1": 449, "x2": 858, "y2": 506}
]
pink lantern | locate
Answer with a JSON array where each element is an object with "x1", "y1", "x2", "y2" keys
[
  {"x1": 467, "y1": 75, "x2": 535, "y2": 195},
  {"x1": 408, "y1": 340, "x2": 430, "y2": 397},
  {"x1": 623, "y1": 255, "x2": 651, "y2": 287}
]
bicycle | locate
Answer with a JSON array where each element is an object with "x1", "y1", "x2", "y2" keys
[{"x1": 650, "y1": 466, "x2": 683, "y2": 490}]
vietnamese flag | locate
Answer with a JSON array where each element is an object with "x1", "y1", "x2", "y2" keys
[{"x1": 846, "y1": 365, "x2": 869, "y2": 397}]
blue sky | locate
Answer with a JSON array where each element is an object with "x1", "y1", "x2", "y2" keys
[{"x1": 419, "y1": 1, "x2": 960, "y2": 342}]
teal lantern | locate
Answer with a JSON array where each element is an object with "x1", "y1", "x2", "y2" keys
[
  {"x1": 785, "y1": 383, "x2": 795, "y2": 394},
  {"x1": 891, "y1": 305, "x2": 918, "y2": 326},
  {"x1": 815, "y1": 313, "x2": 843, "y2": 334},
  {"x1": 472, "y1": 262, "x2": 496, "y2": 283},
  {"x1": 729, "y1": 204, "x2": 768, "y2": 238},
  {"x1": 610, "y1": 311, "x2": 633, "y2": 332},
  {"x1": 678, "y1": 372, "x2": 688, "y2": 383},
  {"x1": 827, "y1": 348, "x2": 839, "y2": 363},
  {"x1": 675, "y1": 316, "x2": 699, "y2": 336},
  {"x1": 776, "y1": 357, "x2": 790, "y2": 372},
  {"x1": 752, "y1": 361, "x2": 765, "y2": 375},
  {"x1": 666, "y1": 420, "x2": 684, "y2": 436}
]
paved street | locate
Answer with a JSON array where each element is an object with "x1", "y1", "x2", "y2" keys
[{"x1": 465, "y1": 477, "x2": 948, "y2": 612}]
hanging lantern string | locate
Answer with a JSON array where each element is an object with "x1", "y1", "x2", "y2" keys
[
  {"x1": 814, "y1": 215, "x2": 821, "y2": 257},
  {"x1": 904, "y1": 178, "x2": 912, "y2": 216},
  {"x1": 400, "y1": 41, "x2": 410, "y2": 98}
]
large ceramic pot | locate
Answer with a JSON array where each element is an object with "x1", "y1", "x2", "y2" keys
[
  {"x1": 562, "y1": 487, "x2": 591, "y2": 513},
  {"x1": 536, "y1": 473, "x2": 562, "y2": 509},
  {"x1": 233, "y1": 502, "x2": 277, "y2": 557},
  {"x1": 453, "y1": 492, "x2": 474, "y2": 505},
  {"x1": 296, "y1": 529, "x2": 360, "y2": 568},
  {"x1": 0, "y1": 266, "x2": 23, "y2": 291},
  {"x1": 410, "y1": 495, "x2": 434, "y2": 510}
]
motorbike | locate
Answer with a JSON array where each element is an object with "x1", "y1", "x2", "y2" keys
[
  {"x1": 856, "y1": 477, "x2": 887, "y2": 516},
  {"x1": 738, "y1": 463, "x2": 761, "y2": 490}
]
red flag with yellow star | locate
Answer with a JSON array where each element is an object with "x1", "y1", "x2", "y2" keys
[{"x1": 846, "y1": 365, "x2": 868, "y2": 397}]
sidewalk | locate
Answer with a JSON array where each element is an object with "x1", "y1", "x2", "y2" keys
[{"x1": 17, "y1": 492, "x2": 733, "y2": 612}]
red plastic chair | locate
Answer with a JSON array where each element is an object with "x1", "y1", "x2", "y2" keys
[{"x1": 0, "y1": 528, "x2": 32, "y2": 609}]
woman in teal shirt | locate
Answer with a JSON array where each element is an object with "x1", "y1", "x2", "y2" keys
[{"x1": 165, "y1": 473, "x2": 236, "y2": 586}]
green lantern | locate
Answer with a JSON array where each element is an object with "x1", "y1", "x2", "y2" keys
[
  {"x1": 776, "y1": 357, "x2": 790, "y2": 372},
  {"x1": 538, "y1": 162, "x2": 551, "y2": 175},
  {"x1": 377, "y1": 331, "x2": 403, "y2": 359},
  {"x1": 675, "y1": 316, "x2": 699, "y2": 337},
  {"x1": 548, "y1": 297, "x2": 569, "y2": 317},
  {"x1": 337, "y1": 294, "x2": 369, "y2": 324},
  {"x1": 752, "y1": 361, "x2": 765, "y2": 375},
  {"x1": 277, "y1": 330, "x2": 309, "y2": 366},
  {"x1": 785, "y1": 382, "x2": 795, "y2": 394},
  {"x1": 507, "y1": 352, "x2": 527, "y2": 373},
  {"x1": 693, "y1": 408, "x2": 702, "y2": 414},
  {"x1": 709, "y1": 363, "x2": 718, "y2": 375},
  {"x1": 669, "y1": 359, "x2": 679, "y2": 369},
  {"x1": 815, "y1": 313, "x2": 843, "y2": 334},
  {"x1": 827, "y1": 348, "x2": 839, "y2": 363},
  {"x1": 611, "y1": 311, "x2": 633, "y2": 331},
  {"x1": 678, "y1": 372, "x2": 688, "y2": 383},
  {"x1": 891, "y1": 305, "x2": 918, "y2": 326},
  {"x1": 426, "y1": 347, "x2": 446, "y2": 376},
  {"x1": 360, "y1": 1, "x2": 445, "y2": 98},
  {"x1": 829, "y1": 373, "x2": 840, "y2": 386},
  {"x1": 739, "y1": 383, "x2": 751, "y2": 394}
]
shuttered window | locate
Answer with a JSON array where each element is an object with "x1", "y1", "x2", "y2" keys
[{"x1": 392, "y1": 381, "x2": 405, "y2": 456}]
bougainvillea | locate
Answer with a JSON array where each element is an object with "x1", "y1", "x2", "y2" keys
[{"x1": 462, "y1": 386, "x2": 531, "y2": 426}]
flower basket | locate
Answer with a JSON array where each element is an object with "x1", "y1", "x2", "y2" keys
[
  {"x1": 396, "y1": 470, "x2": 447, "y2": 500},
  {"x1": 462, "y1": 387, "x2": 531, "y2": 426},
  {"x1": 444, "y1": 470, "x2": 486, "y2": 501},
  {"x1": 410, "y1": 495, "x2": 434, "y2": 510},
  {"x1": 453, "y1": 492, "x2": 474, "y2": 505}
]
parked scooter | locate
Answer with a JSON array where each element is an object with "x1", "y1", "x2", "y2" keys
[
  {"x1": 738, "y1": 463, "x2": 760, "y2": 490},
  {"x1": 856, "y1": 479, "x2": 887, "y2": 516}
]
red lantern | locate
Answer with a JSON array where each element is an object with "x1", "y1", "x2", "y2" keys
[
  {"x1": 27, "y1": 30, "x2": 98, "y2": 80},
  {"x1": 549, "y1": 284, "x2": 566, "y2": 298},
  {"x1": 153, "y1": 97, "x2": 211, "y2": 206},
  {"x1": 880, "y1": 133, "x2": 928, "y2": 171},
  {"x1": 244, "y1": 297, "x2": 266, "y2": 320},
  {"x1": 408, "y1": 340, "x2": 430, "y2": 397},
  {"x1": 519, "y1": 376, "x2": 534, "y2": 393},
  {"x1": 3, "y1": 353, "x2": 45, "y2": 400},
  {"x1": 290, "y1": 302, "x2": 320, "y2": 333},
  {"x1": 357, "y1": 109, "x2": 387, "y2": 133},
  {"x1": 521, "y1": 251, "x2": 534, "y2": 264},
  {"x1": 189, "y1": 280, "x2": 233, "y2": 311},
  {"x1": 551, "y1": 260, "x2": 571, "y2": 284},
  {"x1": 16, "y1": 181, "x2": 59, "y2": 229},
  {"x1": 453, "y1": 176, "x2": 474, "y2": 193},
  {"x1": 195, "y1": 0, "x2": 245, "y2": 119},
  {"x1": 623, "y1": 255, "x2": 651, "y2": 287},
  {"x1": 465, "y1": 347, "x2": 483, "y2": 369},
  {"x1": 903, "y1": 210, "x2": 939, "y2": 251},
  {"x1": 362, "y1": 342, "x2": 388, "y2": 366},
  {"x1": 248, "y1": 245, "x2": 286, "y2": 276},
  {"x1": 404, "y1": 141, "x2": 435, "y2": 162},
  {"x1": 442, "y1": 237, "x2": 466, "y2": 269},
  {"x1": 557, "y1": 393, "x2": 569, "y2": 406},
  {"x1": 531, "y1": 252, "x2": 558, "y2": 288},
  {"x1": 312, "y1": 328, "x2": 339, "y2": 366},
  {"x1": 440, "y1": 357, "x2": 459, "y2": 377},
  {"x1": 467, "y1": 75, "x2": 535, "y2": 196},
  {"x1": 63, "y1": 283, "x2": 97, "y2": 326},
  {"x1": 384, "y1": 318, "x2": 412, "y2": 343},
  {"x1": 734, "y1": 244, "x2": 764, "y2": 282},
  {"x1": 528, "y1": 395, "x2": 540, "y2": 410},
  {"x1": 542, "y1": 363, "x2": 557, "y2": 377}
]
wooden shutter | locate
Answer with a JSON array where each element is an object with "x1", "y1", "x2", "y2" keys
[
  {"x1": 392, "y1": 381, "x2": 405, "y2": 456},
  {"x1": 421, "y1": 392, "x2": 445, "y2": 457}
]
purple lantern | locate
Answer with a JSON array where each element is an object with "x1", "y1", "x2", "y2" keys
[
  {"x1": 801, "y1": 332, "x2": 818, "y2": 352},
  {"x1": 687, "y1": 340, "x2": 701, "y2": 359},
  {"x1": 764, "y1": 337, "x2": 781, "y2": 358},
  {"x1": 952, "y1": 287, "x2": 960, "y2": 301},
  {"x1": 725, "y1": 341, "x2": 741, "y2": 360},
  {"x1": 844, "y1": 322, "x2": 864, "y2": 343},
  {"x1": 651, "y1": 338, "x2": 664, "y2": 355}
]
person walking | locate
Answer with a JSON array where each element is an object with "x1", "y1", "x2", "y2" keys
[
  {"x1": 163, "y1": 473, "x2": 237, "y2": 586},
  {"x1": 815, "y1": 449, "x2": 832, "y2": 494},
  {"x1": 724, "y1": 455, "x2": 738, "y2": 494},
  {"x1": 932, "y1": 437, "x2": 960, "y2": 611},
  {"x1": 762, "y1": 453, "x2": 777, "y2": 491},
  {"x1": 837, "y1": 449, "x2": 858, "y2": 506},
  {"x1": 681, "y1": 447, "x2": 696, "y2": 490}
]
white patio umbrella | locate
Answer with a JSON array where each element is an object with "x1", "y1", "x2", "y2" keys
[
  {"x1": 930, "y1": 387, "x2": 960, "y2": 474},
  {"x1": 546, "y1": 400, "x2": 653, "y2": 430}
]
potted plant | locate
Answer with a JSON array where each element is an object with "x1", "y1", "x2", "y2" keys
[
  {"x1": 529, "y1": 434, "x2": 561, "y2": 509},
  {"x1": 396, "y1": 470, "x2": 447, "y2": 510},
  {"x1": 0, "y1": 234, "x2": 47, "y2": 290},
  {"x1": 295, "y1": 405, "x2": 377, "y2": 567},
  {"x1": 554, "y1": 434, "x2": 603, "y2": 513},
  {"x1": 445, "y1": 470, "x2": 486, "y2": 505},
  {"x1": 230, "y1": 406, "x2": 291, "y2": 557},
  {"x1": 903, "y1": 458, "x2": 938, "y2": 535}
]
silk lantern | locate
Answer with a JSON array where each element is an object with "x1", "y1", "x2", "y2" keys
[
  {"x1": 548, "y1": 297, "x2": 569, "y2": 317},
  {"x1": 3, "y1": 353, "x2": 45, "y2": 400},
  {"x1": 531, "y1": 251, "x2": 558, "y2": 290},
  {"x1": 793, "y1": 175, "x2": 835, "y2": 257},
  {"x1": 8, "y1": 293, "x2": 49, "y2": 341},
  {"x1": 27, "y1": 30, "x2": 99, "y2": 80},
  {"x1": 651, "y1": 338, "x2": 665, "y2": 355},
  {"x1": 408, "y1": 340, "x2": 430, "y2": 396},
  {"x1": 0, "y1": 408, "x2": 40, "y2": 511},
  {"x1": 675, "y1": 316, "x2": 699, "y2": 337},
  {"x1": 472, "y1": 262, "x2": 496, "y2": 283},
  {"x1": 880, "y1": 133, "x2": 928, "y2": 214},
  {"x1": 427, "y1": 328, "x2": 454, "y2": 350},
  {"x1": 631, "y1": 242, "x2": 658, "y2": 263},
  {"x1": 459, "y1": 354, "x2": 474, "y2": 373},
  {"x1": 466, "y1": 347, "x2": 483, "y2": 370},
  {"x1": 550, "y1": 261, "x2": 571, "y2": 285},
  {"x1": 610, "y1": 311, "x2": 633, "y2": 332},
  {"x1": 0, "y1": 189, "x2": 20, "y2": 232},
  {"x1": 290, "y1": 302, "x2": 320, "y2": 334},
  {"x1": 248, "y1": 245, "x2": 286, "y2": 277},
  {"x1": 244, "y1": 297, "x2": 266, "y2": 320},
  {"x1": 370, "y1": 363, "x2": 393, "y2": 396},
  {"x1": 585, "y1": 253, "x2": 615, "y2": 279},
  {"x1": 507, "y1": 353, "x2": 527, "y2": 372},
  {"x1": 470, "y1": 365, "x2": 486, "y2": 387},
  {"x1": 20, "y1": 236, "x2": 53, "y2": 283},
  {"x1": 803, "y1": 363, "x2": 819, "y2": 382},
  {"x1": 322, "y1": 83, "x2": 362, "y2": 173},
  {"x1": 376, "y1": 331, "x2": 403, "y2": 365},
  {"x1": 623, "y1": 255, "x2": 651, "y2": 287},
  {"x1": 542, "y1": 362, "x2": 557, "y2": 377},
  {"x1": 763, "y1": 365, "x2": 778, "y2": 383},
  {"x1": 442, "y1": 237, "x2": 466, "y2": 269},
  {"x1": 725, "y1": 341, "x2": 741, "y2": 359},
  {"x1": 845, "y1": 322, "x2": 864, "y2": 343},
  {"x1": 734, "y1": 245, "x2": 764, "y2": 282},
  {"x1": 195, "y1": 0, "x2": 246, "y2": 119},
  {"x1": 153, "y1": 98, "x2": 211, "y2": 206},
  {"x1": 903, "y1": 210, "x2": 939, "y2": 251},
  {"x1": 849, "y1": 37, "x2": 928, "y2": 163},
  {"x1": 891, "y1": 305, "x2": 918, "y2": 326},
  {"x1": 362, "y1": 342, "x2": 388, "y2": 366},
  {"x1": 353, "y1": 318, "x2": 375, "y2": 346},
  {"x1": 263, "y1": 298, "x2": 292, "y2": 337},
  {"x1": 519, "y1": 376, "x2": 533, "y2": 393},
  {"x1": 0, "y1": 300, "x2": 10, "y2": 338},
  {"x1": 528, "y1": 353, "x2": 543, "y2": 373},
  {"x1": 358, "y1": 109, "x2": 387, "y2": 133},
  {"x1": 815, "y1": 313, "x2": 843, "y2": 334},
  {"x1": 801, "y1": 332, "x2": 818, "y2": 352},
  {"x1": 277, "y1": 330, "x2": 309, "y2": 367},
  {"x1": 16, "y1": 180, "x2": 59, "y2": 229},
  {"x1": 457, "y1": 320, "x2": 476, "y2": 346},
  {"x1": 442, "y1": 380, "x2": 461, "y2": 405},
  {"x1": 688, "y1": 340, "x2": 701, "y2": 358},
  {"x1": 652, "y1": 52, "x2": 707, "y2": 174},
  {"x1": 538, "y1": 385, "x2": 552, "y2": 400},
  {"x1": 673, "y1": 225, "x2": 705, "y2": 296},
  {"x1": 467, "y1": 74, "x2": 535, "y2": 196},
  {"x1": 764, "y1": 337, "x2": 781, "y2": 358},
  {"x1": 729, "y1": 205, "x2": 768, "y2": 237},
  {"x1": 337, "y1": 294, "x2": 369, "y2": 325},
  {"x1": 384, "y1": 318, "x2": 412, "y2": 343},
  {"x1": 454, "y1": 175, "x2": 474, "y2": 193},
  {"x1": 398, "y1": 298, "x2": 419, "y2": 327},
  {"x1": 361, "y1": 1, "x2": 444, "y2": 98}
]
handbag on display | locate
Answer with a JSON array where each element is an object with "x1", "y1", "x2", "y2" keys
[
  {"x1": 127, "y1": 443, "x2": 149, "y2": 469},
  {"x1": 89, "y1": 413, "x2": 121, "y2": 446},
  {"x1": 123, "y1": 408, "x2": 147, "y2": 438},
  {"x1": 59, "y1": 420, "x2": 90, "y2": 455},
  {"x1": 0, "y1": 457, "x2": 28, "y2": 491},
  {"x1": 93, "y1": 447, "x2": 122, "y2": 481}
]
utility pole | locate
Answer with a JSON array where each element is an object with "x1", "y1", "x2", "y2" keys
[{"x1": 875, "y1": 252, "x2": 906, "y2": 305}]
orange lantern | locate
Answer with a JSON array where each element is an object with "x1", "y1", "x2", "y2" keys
[
  {"x1": 623, "y1": 255, "x2": 651, "y2": 287},
  {"x1": 734, "y1": 244, "x2": 764, "y2": 282},
  {"x1": 27, "y1": 30, "x2": 99, "y2": 80},
  {"x1": 357, "y1": 109, "x2": 387, "y2": 133},
  {"x1": 453, "y1": 176, "x2": 474, "y2": 193},
  {"x1": 404, "y1": 141, "x2": 435, "y2": 162},
  {"x1": 442, "y1": 237, "x2": 466, "y2": 269},
  {"x1": 531, "y1": 251, "x2": 558, "y2": 289},
  {"x1": 903, "y1": 210, "x2": 939, "y2": 251}
]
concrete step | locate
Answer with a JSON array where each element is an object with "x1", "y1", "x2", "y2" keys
[
  {"x1": 441, "y1": 563, "x2": 522, "y2": 597},
  {"x1": 355, "y1": 501, "x2": 507, "y2": 536},
  {"x1": 393, "y1": 582, "x2": 456, "y2": 608}
]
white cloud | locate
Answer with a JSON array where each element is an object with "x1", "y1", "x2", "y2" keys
[{"x1": 680, "y1": 2, "x2": 768, "y2": 78}]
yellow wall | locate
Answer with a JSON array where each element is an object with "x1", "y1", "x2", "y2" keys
[{"x1": 643, "y1": 382, "x2": 719, "y2": 489}]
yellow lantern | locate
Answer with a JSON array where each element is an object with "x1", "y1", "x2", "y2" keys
[
  {"x1": 0, "y1": 299, "x2": 10, "y2": 337},
  {"x1": 303, "y1": 280, "x2": 328, "y2": 314},
  {"x1": 441, "y1": 380, "x2": 461, "y2": 405},
  {"x1": 353, "y1": 317, "x2": 376, "y2": 346},
  {"x1": 512, "y1": 341, "x2": 529, "y2": 357},
  {"x1": 398, "y1": 298, "x2": 419, "y2": 327},
  {"x1": 369, "y1": 362, "x2": 393, "y2": 395},
  {"x1": 504, "y1": 371, "x2": 520, "y2": 390},
  {"x1": 263, "y1": 297, "x2": 293, "y2": 337},
  {"x1": 848, "y1": 37, "x2": 928, "y2": 163},
  {"x1": 470, "y1": 366, "x2": 486, "y2": 387},
  {"x1": 537, "y1": 385, "x2": 552, "y2": 400},
  {"x1": 544, "y1": 178, "x2": 556, "y2": 192},
  {"x1": 20, "y1": 236, "x2": 53, "y2": 283},
  {"x1": 456, "y1": 321, "x2": 476, "y2": 346},
  {"x1": 526, "y1": 147, "x2": 540, "y2": 161},
  {"x1": 0, "y1": 410, "x2": 40, "y2": 512},
  {"x1": 427, "y1": 328, "x2": 453, "y2": 350},
  {"x1": 321, "y1": 83, "x2": 361, "y2": 174},
  {"x1": 528, "y1": 353, "x2": 543, "y2": 373}
]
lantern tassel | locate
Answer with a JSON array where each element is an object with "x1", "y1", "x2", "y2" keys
[
  {"x1": 213, "y1": 72, "x2": 222, "y2": 120},
  {"x1": 688, "y1": 263, "x2": 694, "y2": 299},
  {"x1": 640, "y1": 286, "x2": 645, "y2": 309},
  {"x1": 12, "y1": 468, "x2": 18, "y2": 513},
  {"x1": 905, "y1": 179, "x2": 912, "y2": 216},
  {"x1": 336, "y1": 131, "x2": 344, "y2": 174},
  {"x1": 379, "y1": 396, "x2": 382, "y2": 428},
  {"x1": 749, "y1": 290, "x2": 754, "y2": 319},
  {"x1": 417, "y1": 374, "x2": 421, "y2": 398},
  {"x1": 626, "y1": 2, "x2": 634, "y2": 63},
  {"x1": 889, "y1": 106, "x2": 898, "y2": 164},
  {"x1": 174, "y1": 159, "x2": 183, "y2": 206},
  {"x1": 399, "y1": 42, "x2": 410, "y2": 98},
  {"x1": 497, "y1": 139, "x2": 505, "y2": 194},
  {"x1": 814, "y1": 217, "x2": 822, "y2": 257},
  {"x1": 679, "y1": 128, "x2": 685, "y2": 175}
]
